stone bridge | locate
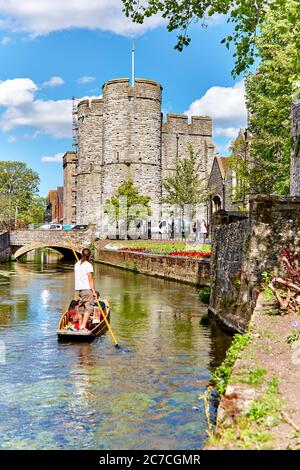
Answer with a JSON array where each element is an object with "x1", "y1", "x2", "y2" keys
[{"x1": 9, "y1": 225, "x2": 98, "y2": 260}]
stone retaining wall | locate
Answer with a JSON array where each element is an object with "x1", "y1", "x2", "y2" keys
[
  {"x1": 210, "y1": 195, "x2": 300, "y2": 332},
  {"x1": 210, "y1": 212, "x2": 250, "y2": 332},
  {"x1": 94, "y1": 246, "x2": 210, "y2": 286},
  {"x1": 0, "y1": 232, "x2": 11, "y2": 262}
]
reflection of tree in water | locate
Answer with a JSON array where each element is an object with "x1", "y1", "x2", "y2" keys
[
  {"x1": 19, "y1": 248, "x2": 64, "y2": 265},
  {"x1": 0, "y1": 285, "x2": 29, "y2": 326},
  {"x1": 95, "y1": 263, "x2": 215, "y2": 356}
]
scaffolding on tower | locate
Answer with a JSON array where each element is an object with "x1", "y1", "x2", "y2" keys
[{"x1": 72, "y1": 96, "x2": 79, "y2": 150}]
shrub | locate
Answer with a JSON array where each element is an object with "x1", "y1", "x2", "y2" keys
[{"x1": 199, "y1": 286, "x2": 211, "y2": 304}]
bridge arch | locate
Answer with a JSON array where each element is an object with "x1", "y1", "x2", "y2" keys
[
  {"x1": 12, "y1": 243, "x2": 81, "y2": 260},
  {"x1": 9, "y1": 225, "x2": 97, "y2": 260}
]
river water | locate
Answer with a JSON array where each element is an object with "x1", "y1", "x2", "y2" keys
[{"x1": 0, "y1": 251, "x2": 231, "y2": 450}]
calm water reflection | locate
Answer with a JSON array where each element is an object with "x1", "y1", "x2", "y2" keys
[{"x1": 0, "y1": 251, "x2": 231, "y2": 450}]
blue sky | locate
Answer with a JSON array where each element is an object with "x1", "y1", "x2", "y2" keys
[{"x1": 0, "y1": 1, "x2": 247, "y2": 196}]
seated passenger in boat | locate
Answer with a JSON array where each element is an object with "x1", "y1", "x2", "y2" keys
[
  {"x1": 91, "y1": 291, "x2": 106, "y2": 324},
  {"x1": 68, "y1": 299, "x2": 79, "y2": 321}
]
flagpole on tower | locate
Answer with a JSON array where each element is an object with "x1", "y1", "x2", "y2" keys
[{"x1": 131, "y1": 41, "x2": 135, "y2": 87}]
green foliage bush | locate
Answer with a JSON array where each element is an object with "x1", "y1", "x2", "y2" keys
[
  {"x1": 213, "y1": 333, "x2": 252, "y2": 395},
  {"x1": 198, "y1": 286, "x2": 210, "y2": 304}
]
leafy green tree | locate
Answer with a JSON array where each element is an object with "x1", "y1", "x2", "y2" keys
[
  {"x1": 162, "y1": 145, "x2": 208, "y2": 215},
  {"x1": 244, "y1": 0, "x2": 300, "y2": 195},
  {"x1": 18, "y1": 197, "x2": 48, "y2": 226},
  {"x1": 104, "y1": 179, "x2": 151, "y2": 230},
  {"x1": 0, "y1": 161, "x2": 40, "y2": 229},
  {"x1": 122, "y1": 0, "x2": 276, "y2": 76}
]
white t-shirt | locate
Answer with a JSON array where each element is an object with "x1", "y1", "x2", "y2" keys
[
  {"x1": 74, "y1": 260, "x2": 94, "y2": 290},
  {"x1": 200, "y1": 222, "x2": 207, "y2": 234}
]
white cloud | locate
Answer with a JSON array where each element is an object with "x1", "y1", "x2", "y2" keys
[
  {"x1": 1, "y1": 98, "x2": 73, "y2": 138},
  {"x1": 41, "y1": 152, "x2": 64, "y2": 163},
  {"x1": 0, "y1": 78, "x2": 37, "y2": 106},
  {"x1": 0, "y1": 78, "x2": 103, "y2": 138},
  {"x1": 77, "y1": 76, "x2": 96, "y2": 84},
  {"x1": 0, "y1": 77, "x2": 72, "y2": 138},
  {"x1": 7, "y1": 135, "x2": 16, "y2": 143},
  {"x1": 42, "y1": 76, "x2": 65, "y2": 87},
  {"x1": 1, "y1": 36, "x2": 11, "y2": 45},
  {"x1": 185, "y1": 80, "x2": 247, "y2": 140},
  {"x1": 0, "y1": 0, "x2": 163, "y2": 37}
]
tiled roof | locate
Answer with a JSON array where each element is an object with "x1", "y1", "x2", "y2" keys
[{"x1": 216, "y1": 156, "x2": 229, "y2": 179}]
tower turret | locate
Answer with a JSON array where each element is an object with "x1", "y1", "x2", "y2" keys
[
  {"x1": 101, "y1": 78, "x2": 162, "y2": 220},
  {"x1": 76, "y1": 97, "x2": 103, "y2": 224}
]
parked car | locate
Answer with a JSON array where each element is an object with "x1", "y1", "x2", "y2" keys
[
  {"x1": 63, "y1": 225, "x2": 75, "y2": 230},
  {"x1": 38, "y1": 223, "x2": 62, "y2": 230},
  {"x1": 72, "y1": 224, "x2": 88, "y2": 230}
]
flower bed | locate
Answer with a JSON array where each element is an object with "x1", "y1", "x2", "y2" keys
[
  {"x1": 117, "y1": 246, "x2": 211, "y2": 258},
  {"x1": 114, "y1": 241, "x2": 211, "y2": 255},
  {"x1": 168, "y1": 251, "x2": 211, "y2": 258},
  {"x1": 119, "y1": 247, "x2": 149, "y2": 252}
]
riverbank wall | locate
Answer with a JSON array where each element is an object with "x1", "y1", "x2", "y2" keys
[
  {"x1": 94, "y1": 246, "x2": 210, "y2": 286},
  {"x1": 209, "y1": 195, "x2": 300, "y2": 332},
  {"x1": 0, "y1": 232, "x2": 11, "y2": 262}
]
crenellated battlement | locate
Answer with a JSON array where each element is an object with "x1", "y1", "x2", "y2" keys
[
  {"x1": 162, "y1": 113, "x2": 212, "y2": 136},
  {"x1": 63, "y1": 150, "x2": 77, "y2": 167},
  {"x1": 77, "y1": 97, "x2": 103, "y2": 116},
  {"x1": 102, "y1": 77, "x2": 162, "y2": 101}
]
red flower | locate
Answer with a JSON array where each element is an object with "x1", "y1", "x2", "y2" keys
[{"x1": 168, "y1": 251, "x2": 211, "y2": 258}]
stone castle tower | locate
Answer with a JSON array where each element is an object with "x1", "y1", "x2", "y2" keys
[{"x1": 63, "y1": 77, "x2": 216, "y2": 233}]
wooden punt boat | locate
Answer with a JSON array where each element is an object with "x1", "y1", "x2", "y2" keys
[{"x1": 57, "y1": 299, "x2": 111, "y2": 342}]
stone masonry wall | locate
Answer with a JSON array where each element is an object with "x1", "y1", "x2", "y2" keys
[
  {"x1": 210, "y1": 195, "x2": 300, "y2": 332},
  {"x1": 208, "y1": 158, "x2": 225, "y2": 207},
  {"x1": 0, "y1": 232, "x2": 11, "y2": 262},
  {"x1": 162, "y1": 114, "x2": 215, "y2": 182},
  {"x1": 210, "y1": 212, "x2": 250, "y2": 332},
  {"x1": 10, "y1": 225, "x2": 97, "y2": 259},
  {"x1": 208, "y1": 158, "x2": 241, "y2": 216},
  {"x1": 101, "y1": 78, "x2": 162, "y2": 224},
  {"x1": 290, "y1": 102, "x2": 300, "y2": 196},
  {"x1": 76, "y1": 98, "x2": 103, "y2": 224},
  {"x1": 94, "y1": 246, "x2": 210, "y2": 286},
  {"x1": 161, "y1": 114, "x2": 215, "y2": 221},
  {"x1": 63, "y1": 151, "x2": 77, "y2": 225}
]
